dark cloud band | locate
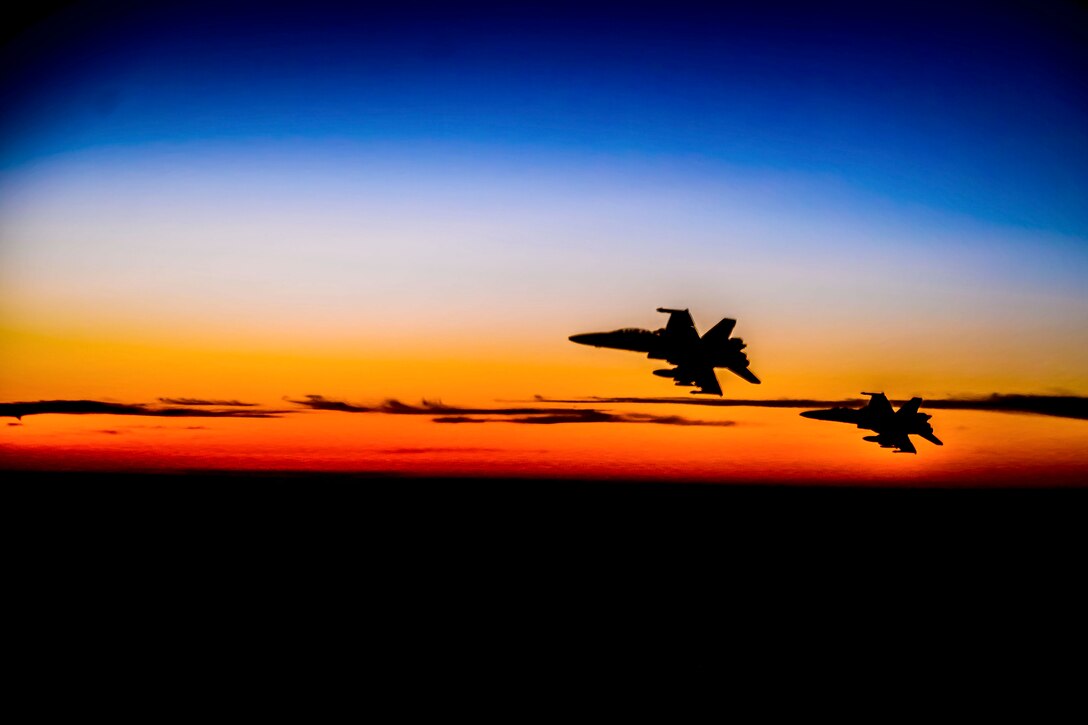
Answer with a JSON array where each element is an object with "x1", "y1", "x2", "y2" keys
[
  {"x1": 157, "y1": 398, "x2": 258, "y2": 407},
  {"x1": 291, "y1": 395, "x2": 735, "y2": 427},
  {"x1": 531, "y1": 394, "x2": 1088, "y2": 421},
  {"x1": 0, "y1": 400, "x2": 283, "y2": 419}
]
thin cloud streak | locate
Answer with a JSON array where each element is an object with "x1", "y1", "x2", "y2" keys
[
  {"x1": 6, "y1": 394, "x2": 1083, "y2": 424},
  {"x1": 0, "y1": 400, "x2": 284, "y2": 419},
  {"x1": 532, "y1": 395, "x2": 1088, "y2": 420},
  {"x1": 158, "y1": 398, "x2": 258, "y2": 407},
  {"x1": 920, "y1": 395, "x2": 1088, "y2": 421},
  {"x1": 293, "y1": 395, "x2": 735, "y2": 427},
  {"x1": 289, "y1": 394, "x2": 586, "y2": 416},
  {"x1": 533, "y1": 396, "x2": 868, "y2": 409},
  {"x1": 434, "y1": 411, "x2": 735, "y2": 426},
  {"x1": 376, "y1": 447, "x2": 506, "y2": 455}
]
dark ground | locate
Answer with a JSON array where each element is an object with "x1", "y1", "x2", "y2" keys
[
  {"x1": 6, "y1": 469, "x2": 1085, "y2": 680},
  {"x1": 8, "y1": 469, "x2": 1085, "y2": 546},
  {"x1": 9, "y1": 468, "x2": 1084, "y2": 613}
]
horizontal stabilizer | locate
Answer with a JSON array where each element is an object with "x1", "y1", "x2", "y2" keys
[{"x1": 729, "y1": 366, "x2": 761, "y2": 385}]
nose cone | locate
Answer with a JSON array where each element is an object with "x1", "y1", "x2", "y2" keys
[
  {"x1": 569, "y1": 332, "x2": 604, "y2": 346},
  {"x1": 800, "y1": 409, "x2": 849, "y2": 422}
]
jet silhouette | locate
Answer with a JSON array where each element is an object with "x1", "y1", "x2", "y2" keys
[
  {"x1": 569, "y1": 308, "x2": 761, "y2": 396},
  {"x1": 800, "y1": 393, "x2": 943, "y2": 454}
]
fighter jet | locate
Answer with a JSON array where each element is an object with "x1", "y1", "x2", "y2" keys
[
  {"x1": 800, "y1": 393, "x2": 943, "y2": 454},
  {"x1": 568, "y1": 308, "x2": 760, "y2": 396}
]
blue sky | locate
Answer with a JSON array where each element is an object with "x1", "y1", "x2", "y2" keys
[{"x1": 4, "y1": 1, "x2": 1087, "y2": 235}]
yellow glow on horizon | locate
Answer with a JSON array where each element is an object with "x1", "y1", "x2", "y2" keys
[{"x1": 4, "y1": 316, "x2": 1088, "y2": 413}]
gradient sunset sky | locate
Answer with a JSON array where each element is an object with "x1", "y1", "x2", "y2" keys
[{"x1": 2, "y1": 1, "x2": 1086, "y2": 482}]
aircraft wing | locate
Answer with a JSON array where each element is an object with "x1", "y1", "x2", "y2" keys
[
  {"x1": 657, "y1": 308, "x2": 701, "y2": 346},
  {"x1": 892, "y1": 435, "x2": 917, "y2": 454},
  {"x1": 690, "y1": 366, "x2": 723, "y2": 396},
  {"x1": 668, "y1": 362, "x2": 723, "y2": 395},
  {"x1": 867, "y1": 432, "x2": 917, "y2": 453},
  {"x1": 919, "y1": 431, "x2": 943, "y2": 447},
  {"x1": 727, "y1": 365, "x2": 761, "y2": 385}
]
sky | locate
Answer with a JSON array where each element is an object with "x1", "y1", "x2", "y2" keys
[{"x1": 2, "y1": 1, "x2": 1086, "y2": 482}]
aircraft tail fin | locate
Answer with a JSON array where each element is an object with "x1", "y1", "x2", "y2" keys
[
  {"x1": 861, "y1": 392, "x2": 894, "y2": 417},
  {"x1": 656, "y1": 308, "x2": 699, "y2": 343},
  {"x1": 701, "y1": 317, "x2": 737, "y2": 344},
  {"x1": 896, "y1": 397, "x2": 923, "y2": 418}
]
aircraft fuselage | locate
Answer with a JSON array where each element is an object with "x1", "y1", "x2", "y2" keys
[
  {"x1": 567, "y1": 329, "x2": 751, "y2": 370},
  {"x1": 800, "y1": 406, "x2": 935, "y2": 437},
  {"x1": 569, "y1": 309, "x2": 761, "y2": 394},
  {"x1": 800, "y1": 394, "x2": 943, "y2": 453}
]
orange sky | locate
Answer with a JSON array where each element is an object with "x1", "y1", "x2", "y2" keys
[
  {"x1": 3, "y1": 314, "x2": 1087, "y2": 484},
  {"x1": 4, "y1": 402, "x2": 1086, "y2": 485}
]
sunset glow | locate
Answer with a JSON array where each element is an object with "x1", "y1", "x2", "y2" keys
[{"x1": 3, "y1": 2, "x2": 1086, "y2": 484}]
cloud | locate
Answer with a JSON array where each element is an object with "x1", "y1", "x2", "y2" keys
[
  {"x1": 157, "y1": 398, "x2": 258, "y2": 407},
  {"x1": 293, "y1": 395, "x2": 735, "y2": 427},
  {"x1": 375, "y1": 447, "x2": 505, "y2": 454},
  {"x1": 465, "y1": 411, "x2": 735, "y2": 426},
  {"x1": 532, "y1": 395, "x2": 865, "y2": 409},
  {"x1": 290, "y1": 394, "x2": 590, "y2": 416},
  {"x1": 531, "y1": 394, "x2": 1088, "y2": 421},
  {"x1": 920, "y1": 395, "x2": 1088, "y2": 420},
  {"x1": 8, "y1": 393, "x2": 1081, "y2": 427},
  {"x1": 0, "y1": 400, "x2": 284, "y2": 420}
]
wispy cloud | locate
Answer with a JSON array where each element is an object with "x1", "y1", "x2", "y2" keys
[
  {"x1": 375, "y1": 447, "x2": 506, "y2": 455},
  {"x1": 436, "y1": 410, "x2": 735, "y2": 426},
  {"x1": 157, "y1": 398, "x2": 258, "y2": 407},
  {"x1": 292, "y1": 395, "x2": 735, "y2": 427},
  {"x1": 288, "y1": 394, "x2": 583, "y2": 416},
  {"x1": 0, "y1": 400, "x2": 284, "y2": 420},
  {"x1": 919, "y1": 395, "x2": 1088, "y2": 420},
  {"x1": 532, "y1": 395, "x2": 864, "y2": 409},
  {"x1": 531, "y1": 394, "x2": 1088, "y2": 420},
  {"x1": 7, "y1": 393, "x2": 1083, "y2": 425}
]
